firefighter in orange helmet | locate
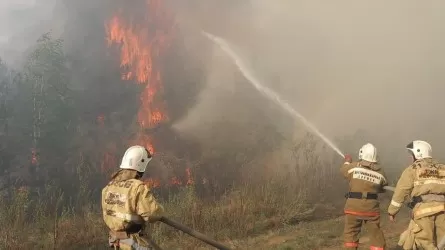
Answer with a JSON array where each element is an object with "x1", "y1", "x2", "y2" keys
[{"x1": 340, "y1": 143, "x2": 388, "y2": 250}]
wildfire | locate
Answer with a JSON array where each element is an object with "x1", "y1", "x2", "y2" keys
[
  {"x1": 143, "y1": 167, "x2": 194, "y2": 189},
  {"x1": 186, "y1": 167, "x2": 194, "y2": 185},
  {"x1": 105, "y1": 0, "x2": 174, "y2": 129},
  {"x1": 131, "y1": 133, "x2": 155, "y2": 155},
  {"x1": 104, "y1": 0, "x2": 195, "y2": 190},
  {"x1": 145, "y1": 178, "x2": 161, "y2": 188},
  {"x1": 170, "y1": 176, "x2": 182, "y2": 186},
  {"x1": 31, "y1": 148, "x2": 38, "y2": 165}
]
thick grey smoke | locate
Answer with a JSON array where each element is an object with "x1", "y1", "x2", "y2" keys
[
  {"x1": 244, "y1": 1, "x2": 445, "y2": 140},
  {"x1": 2, "y1": 0, "x2": 445, "y2": 179},
  {"x1": 172, "y1": 1, "x2": 445, "y2": 173},
  {"x1": 0, "y1": 0, "x2": 58, "y2": 66}
]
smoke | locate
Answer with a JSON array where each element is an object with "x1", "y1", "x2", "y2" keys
[
  {"x1": 0, "y1": 0, "x2": 59, "y2": 66},
  {"x1": 171, "y1": 1, "x2": 293, "y2": 146},
  {"x1": 2, "y1": 0, "x2": 445, "y2": 179},
  {"x1": 171, "y1": 1, "x2": 445, "y2": 173}
]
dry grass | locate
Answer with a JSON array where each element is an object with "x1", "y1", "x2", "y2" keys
[{"x1": 0, "y1": 137, "x2": 347, "y2": 249}]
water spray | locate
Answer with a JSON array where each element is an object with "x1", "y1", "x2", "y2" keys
[
  {"x1": 202, "y1": 31, "x2": 396, "y2": 193},
  {"x1": 202, "y1": 31, "x2": 344, "y2": 158}
]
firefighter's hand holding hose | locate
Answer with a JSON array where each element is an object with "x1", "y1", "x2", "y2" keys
[{"x1": 344, "y1": 154, "x2": 352, "y2": 164}]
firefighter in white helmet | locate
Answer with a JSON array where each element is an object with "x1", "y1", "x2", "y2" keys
[
  {"x1": 389, "y1": 140, "x2": 445, "y2": 250},
  {"x1": 341, "y1": 143, "x2": 388, "y2": 249},
  {"x1": 102, "y1": 145, "x2": 164, "y2": 250}
]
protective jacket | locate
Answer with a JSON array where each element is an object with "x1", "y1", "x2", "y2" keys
[
  {"x1": 388, "y1": 158, "x2": 445, "y2": 219},
  {"x1": 102, "y1": 170, "x2": 164, "y2": 233},
  {"x1": 341, "y1": 160, "x2": 388, "y2": 215}
]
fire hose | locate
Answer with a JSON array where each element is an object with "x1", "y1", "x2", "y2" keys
[
  {"x1": 159, "y1": 187, "x2": 445, "y2": 250},
  {"x1": 161, "y1": 188, "x2": 395, "y2": 250},
  {"x1": 159, "y1": 217, "x2": 232, "y2": 250},
  {"x1": 157, "y1": 187, "x2": 392, "y2": 249},
  {"x1": 147, "y1": 188, "x2": 445, "y2": 250}
]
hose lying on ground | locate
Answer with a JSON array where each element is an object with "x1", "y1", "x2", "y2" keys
[
  {"x1": 159, "y1": 217, "x2": 232, "y2": 250},
  {"x1": 158, "y1": 187, "x2": 396, "y2": 249}
]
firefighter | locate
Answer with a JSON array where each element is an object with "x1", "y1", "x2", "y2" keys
[
  {"x1": 102, "y1": 145, "x2": 164, "y2": 250},
  {"x1": 341, "y1": 143, "x2": 388, "y2": 250},
  {"x1": 388, "y1": 140, "x2": 445, "y2": 250}
]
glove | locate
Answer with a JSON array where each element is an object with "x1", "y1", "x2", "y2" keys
[
  {"x1": 344, "y1": 154, "x2": 352, "y2": 163},
  {"x1": 147, "y1": 215, "x2": 163, "y2": 223}
]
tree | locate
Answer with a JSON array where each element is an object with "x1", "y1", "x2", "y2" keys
[
  {"x1": 0, "y1": 58, "x2": 14, "y2": 176},
  {"x1": 10, "y1": 32, "x2": 76, "y2": 186}
]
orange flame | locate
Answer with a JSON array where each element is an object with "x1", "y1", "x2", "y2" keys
[
  {"x1": 105, "y1": 1, "x2": 185, "y2": 186},
  {"x1": 105, "y1": 0, "x2": 175, "y2": 131},
  {"x1": 170, "y1": 176, "x2": 182, "y2": 186},
  {"x1": 145, "y1": 178, "x2": 161, "y2": 188},
  {"x1": 31, "y1": 148, "x2": 38, "y2": 165},
  {"x1": 143, "y1": 168, "x2": 194, "y2": 189},
  {"x1": 186, "y1": 167, "x2": 194, "y2": 185},
  {"x1": 130, "y1": 133, "x2": 155, "y2": 154}
]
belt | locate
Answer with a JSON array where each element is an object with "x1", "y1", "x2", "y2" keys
[
  {"x1": 345, "y1": 192, "x2": 378, "y2": 199},
  {"x1": 408, "y1": 194, "x2": 445, "y2": 209}
]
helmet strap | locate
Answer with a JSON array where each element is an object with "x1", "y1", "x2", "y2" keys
[
  {"x1": 408, "y1": 151, "x2": 417, "y2": 162},
  {"x1": 136, "y1": 171, "x2": 144, "y2": 179}
]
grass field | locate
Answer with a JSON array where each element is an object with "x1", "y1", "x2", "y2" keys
[{"x1": 0, "y1": 176, "x2": 411, "y2": 250}]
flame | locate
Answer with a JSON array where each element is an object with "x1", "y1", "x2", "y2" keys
[
  {"x1": 31, "y1": 148, "x2": 38, "y2": 165},
  {"x1": 105, "y1": 0, "x2": 191, "y2": 188},
  {"x1": 186, "y1": 167, "x2": 194, "y2": 185},
  {"x1": 143, "y1": 168, "x2": 194, "y2": 189},
  {"x1": 145, "y1": 178, "x2": 161, "y2": 188},
  {"x1": 131, "y1": 133, "x2": 155, "y2": 154},
  {"x1": 105, "y1": 0, "x2": 174, "y2": 131},
  {"x1": 170, "y1": 176, "x2": 182, "y2": 186},
  {"x1": 106, "y1": 15, "x2": 153, "y2": 83}
]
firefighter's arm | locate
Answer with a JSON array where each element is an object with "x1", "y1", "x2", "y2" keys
[
  {"x1": 340, "y1": 163, "x2": 354, "y2": 179},
  {"x1": 135, "y1": 184, "x2": 165, "y2": 223},
  {"x1": 388, "y1": 167, "x2": 415, "y2": 216}
]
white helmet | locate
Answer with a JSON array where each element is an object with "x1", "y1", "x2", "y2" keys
[
  {"x1": 358, "y1": 143, "x2": 377, "y2": 163},
  {"x1": 119, "y1": 145, "x2": 152, "y2": 172},
  {"x1": 406, "y1": 140, "x2": 432, "y2": 160}
]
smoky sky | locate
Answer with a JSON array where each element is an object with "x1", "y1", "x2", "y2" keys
[
  {"x1": 2, "y1": 0, "x2": 445, "y2": 174},
  {"x1": 172, "y1": 1, "x2": 445, "y2": 167},
  {"x1": 0, "y1": 0, "x2": 57, "y2": 66}
]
